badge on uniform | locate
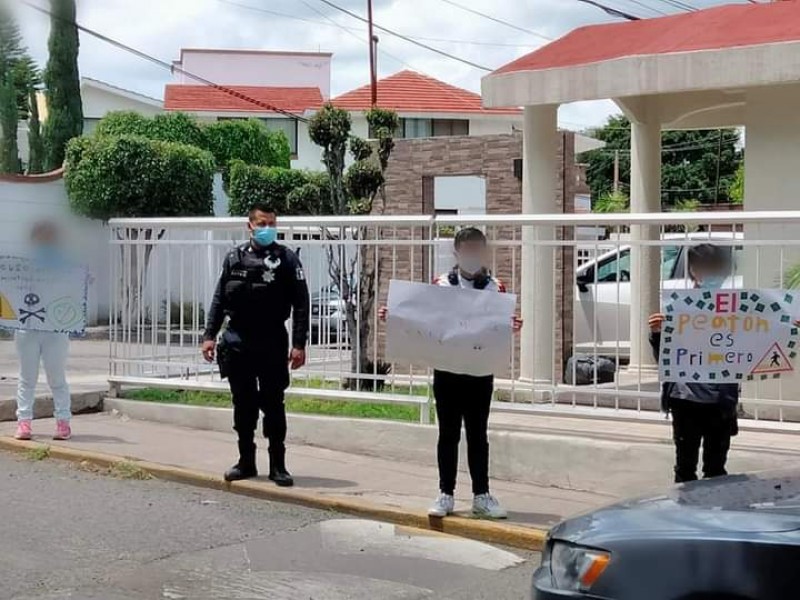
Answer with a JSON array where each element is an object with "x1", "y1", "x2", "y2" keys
[
  {"x1": 296, "y1": 267, "x2": 305, "y2": 281},
  {"x1": 263, "y1": 255, "x2": 281, "y2": 284}
]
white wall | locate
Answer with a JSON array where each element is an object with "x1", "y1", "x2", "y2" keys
[
  {"x1": 82, "y1": 85, "x2": 162, "y2": 120},
  {"x1": 174, "y1": 51, "x2": 332, "y2": 100},
  {"x1": 294, "y1": 121, "x2": 323, "y2": 171},
  {"x1": 433, "y1": 176, "x2": 487, "y2": 275},
  {"x1": 469, "y1": 117, "x2": 518, "y2": 136}
]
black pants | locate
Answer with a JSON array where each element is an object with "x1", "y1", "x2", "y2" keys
[
  {"x1": 433, "y1": 370, "x2": 493, "y2": 496},
  {"x1": 227, "y1": 345, "x2": 290, "y2": 454},
  {"x1": 671, "y1": 400, "x2": 737, "y2": 483}
]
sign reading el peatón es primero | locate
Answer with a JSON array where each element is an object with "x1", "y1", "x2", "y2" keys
[{"x1": 659, "y1": 289, "x2": 799, "y2": 384}]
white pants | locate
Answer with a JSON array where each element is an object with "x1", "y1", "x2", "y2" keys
[{"x1": 15, "y1": 330, "x2": 71, "y2": 422}]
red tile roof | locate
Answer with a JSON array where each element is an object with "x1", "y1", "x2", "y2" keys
[
  {"x1": 164, "y1": 85, "x2": 324, "y2": 114},
  {"x1": 494, "y1": 2, "x2": 800, "y2": 76},
  {"x1": 332, "y1": 70, "x2": 520, "y2": 115}
]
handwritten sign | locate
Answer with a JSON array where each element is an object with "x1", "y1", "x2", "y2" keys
[
  {"x1": 0, "y1": 256, "x2": 88, "y2": 334},
  {"x1": 385, "y1": 279, "x2": 516, "y2": 377},
  {"x1": 660, "y1": 289, "x2": 799, "y2": 383}
]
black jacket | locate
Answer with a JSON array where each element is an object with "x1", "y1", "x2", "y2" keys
[
  {"x1": 203, "y1": 242, "x2": 309, "y2": 349},
  {"x1": 650, "y1": 331, "x2": 739, "y2": 412}
]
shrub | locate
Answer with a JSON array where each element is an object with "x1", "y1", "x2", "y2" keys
[
  {"x1": 65, "y1": 134, "x2": 214, "y2": 220},
  {"x1": 205, "y1": 118, "x2": 291, "y2": 170},
  {"x1": 94, "y1": 112, "x2": 291, "y2": 171},
  {"x1": 227, "y1": 160, "x2": 310, "y2": 216},
  {"x1": 287, "y1": 171, "x2": 332, "y2": 215}
]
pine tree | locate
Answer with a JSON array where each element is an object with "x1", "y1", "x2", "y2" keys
[
  {"x1": 0, "y1": 3, "x2": 24, "y2": 173},
  {"x1": 27, "y1": 85, "x2": 44, "y2": 174},
  {"x1": 43, "y1": 0, "x2": 83, "y2": 170}
]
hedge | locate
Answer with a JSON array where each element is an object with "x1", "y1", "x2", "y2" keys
[
  {"x1": 64, "y1": 134, "x2": 214, "y2": 220},
  {"x1": 93, "y1": 111, "x2": 290, "y2": 171},
  {"x1": 227, "y1": 160, "x2": 330, "y2": 216}
]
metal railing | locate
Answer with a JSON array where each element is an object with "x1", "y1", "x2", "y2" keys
[{"x1": 107, "y1": 211, "x2": 800, "y2": 426}]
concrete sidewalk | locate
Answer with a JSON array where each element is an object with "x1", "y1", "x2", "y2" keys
[{"x1": 0, "y1": 413, "x2": 612, "y2": 532}]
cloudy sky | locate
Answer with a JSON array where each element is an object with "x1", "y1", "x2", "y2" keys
[{"x1": 14, "y1": 0, "x2": 755, "y2": 128}]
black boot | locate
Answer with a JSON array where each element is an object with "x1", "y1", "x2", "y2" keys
[
  {"x1": 268, "y1": 447, "x2": 294, "y2": 487},
  {"x1": 224, "y1": 441, "x2": 258, "y2": 482}
]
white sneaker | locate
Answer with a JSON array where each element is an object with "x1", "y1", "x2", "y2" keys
[
  {"x1": 428, "y1": 493, "x2": 455, "y2": 517},
  {"x1": 472, "y1": 493, "x2": 507, "y2": 519}
]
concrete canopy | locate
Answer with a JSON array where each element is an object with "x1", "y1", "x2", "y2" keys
[
  {"x1": 481, "y1": 1, "x2": 800, "y2": 379},
  {"x1": 482, "y1": 1, "x2": 800, "y2": 113}
]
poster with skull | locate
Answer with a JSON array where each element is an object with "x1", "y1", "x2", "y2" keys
[{"x1": 0, "y1": 256, "x2": 88, "y2": 334}]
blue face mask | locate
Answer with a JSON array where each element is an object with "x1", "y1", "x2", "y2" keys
[
  {"x1": 252, "y1": 226, "x2": 277, "y2": 247},
  {"x1": 699, "y1": 275, "x2": 726, "y2": 290},
  {"x1": 34, "y1": 244, "x2": 59, "y2": 266}
]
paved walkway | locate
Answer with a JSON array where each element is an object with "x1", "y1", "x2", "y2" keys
[{"x1": 0, "y1": 413, "x2": 613, "y2": 531}]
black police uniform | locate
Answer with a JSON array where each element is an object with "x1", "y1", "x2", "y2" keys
[{"x1": 203, "y1": 241, "x2": 309, "y2": 485}]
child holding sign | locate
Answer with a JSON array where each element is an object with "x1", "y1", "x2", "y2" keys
[
  {"x1": 649, "y1": 244, "x2": 739, "y2": 483},
  {"x1": 379, "y1": 228, "x2": 522, "y2": 519}
]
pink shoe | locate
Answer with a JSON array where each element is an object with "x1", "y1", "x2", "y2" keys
[
  {"x1": 53, "y1": 420, "x2": 71, "y2": 441},
  {"x1": 15, "y1": 420, "x2": 32, "y2": 441}
]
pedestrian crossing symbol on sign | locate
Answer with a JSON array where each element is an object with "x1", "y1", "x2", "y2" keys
[{"x1": 751, "y1": 342, "x2": 793, "y2": 376}]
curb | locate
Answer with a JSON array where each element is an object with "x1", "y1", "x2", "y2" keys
[{"x1": 0, "y1": 436, "x2": 547, "y2": 552}]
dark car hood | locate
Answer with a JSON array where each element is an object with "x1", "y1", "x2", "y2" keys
[{"x1": 552, "y1": 470, "x2": 800, "y2": 545}]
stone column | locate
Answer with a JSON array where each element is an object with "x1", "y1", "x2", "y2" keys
[
  {"x1": 521, "y1": 104, "x2": 559, "y2": 383},
  {"x1": 629, "y1": 118, "x2": 661, "y2": 370}
]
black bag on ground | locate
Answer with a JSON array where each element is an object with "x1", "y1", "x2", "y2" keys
[{"x1": 564, "y1": 355, "x2": 616, "y2": 385}]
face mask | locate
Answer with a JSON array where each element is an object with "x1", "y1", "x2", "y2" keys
[
  {"x1": 457, "y1": 255, "x2": 484, "y2": 276},
  {"x1": 699, "y1": 275, "x2": 726, "y2": 290},
  {"x1": 252, "y1": 226, "x2": 277, "y2": 247},
  {"x1": 34, "y1": 244, "x2": 59, "y2": 265}
]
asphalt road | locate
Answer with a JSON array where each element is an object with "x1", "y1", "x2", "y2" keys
[{"x1": 0, "y1": 452, "x2": 539, "y2": 600}]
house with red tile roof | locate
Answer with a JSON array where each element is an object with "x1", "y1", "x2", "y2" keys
[{"x1": 162, "y1": 50, "x2": 536, "y2": 170}]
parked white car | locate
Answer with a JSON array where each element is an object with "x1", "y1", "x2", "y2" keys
[{"x1": 574, "y1": 232, "x2": 744, "y2": 359}]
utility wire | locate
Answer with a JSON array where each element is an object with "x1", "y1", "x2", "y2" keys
[
  {"x1": 314, "y1": 0, "x2": 492, "y2": 71},
  {"x1": 298, "y1": 0, "x2": 489, "y2": 113},
  {"x1": 619, "y1": 0, "x2": 667, "y2": 16},
  {"x1": 434, "y1": 0, "x2": 552, "y2": 41},
  {"x1": 216, "y1": 0, "x2": 536, "y2": 48},
  {"x1": 576, "y1": 0, "x2": 641, "y2": 20},
  {"x1": 651, "y1": 0, "x2": 697, "y2": 11},
  {"x1": 21, "y1": 0, "x2": 311, "y2": 122}
]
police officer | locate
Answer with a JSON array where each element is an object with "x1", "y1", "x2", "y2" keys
[{"x1": 201, "y1": 203, "x2": 309, "y2": 486}]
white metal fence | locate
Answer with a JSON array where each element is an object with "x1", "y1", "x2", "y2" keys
[{"x1": 107, "y1": 211, "x2": 800, "y2": 426}]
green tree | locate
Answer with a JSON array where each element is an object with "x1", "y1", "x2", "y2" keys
[
  {"x1": 27, "y1": 84, "x2": 45, "y2": 174},
  {"x1": 580, "y1": 115, "x2": 742, "y2": 207},
  {"x1": 729, "y1": 163, "x2": 744, "y2": 205},
  {"x1": 308, "y1": 105, "x2": 399, "y2": 389},
  {"x1": 0, "y1": 73, "x2": 19, "y2": 173},
  {"x1": 43, "y1": 0, "x2": 83, "y2": 170},
  {"x1": 0, "y1": 5, "x2": 36, "y2": 173},
  {"x1": 308, "y1": 104, "x2": 351, "y2": 214},
  {"x1": 592, "y1": 190, "x2": 629, "y2": 213}
]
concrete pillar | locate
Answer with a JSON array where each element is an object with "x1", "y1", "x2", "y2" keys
[
  {"x1": 520, "y1": 104, "x2": 559, "y2": 383},
  {"x1": 629, "y1": 118, "x2": 661, "y2": 370}
]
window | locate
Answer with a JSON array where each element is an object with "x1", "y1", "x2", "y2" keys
[
  {"x1": 403, "y1": 118, "x2": 432, "y2": 139},
  {"x1": 661, "y1": 246, "x2": 681, "y2": 280},
  {"x1": 83, "y1": 118, "x2": 101, "y2": 135},
  {"x1": 385, "y1": 118, "x2": 471, "y2": 139},
  {"x1": 595, "y1": 249, "x2": 631, "y2": 283},
  {"x1": 262, "y1": 118, "x2": 298, "y2": 156},
  {"x1": 432, "y1": 119, "x2": 469, "y2": 137}
]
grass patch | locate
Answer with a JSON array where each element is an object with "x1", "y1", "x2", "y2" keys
[
  {"x1": 122, "y1": 383, "x2": 436, "y2": 423},
  {"x1": 26, "y1": 445, "x2": 51, "y2": 461},
  {"x1": 75, "y1": 459, "x2": 153, "y2": 480},
  {"x1": 109, "y1": 461, "x2": 152, "y2": 480}
]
